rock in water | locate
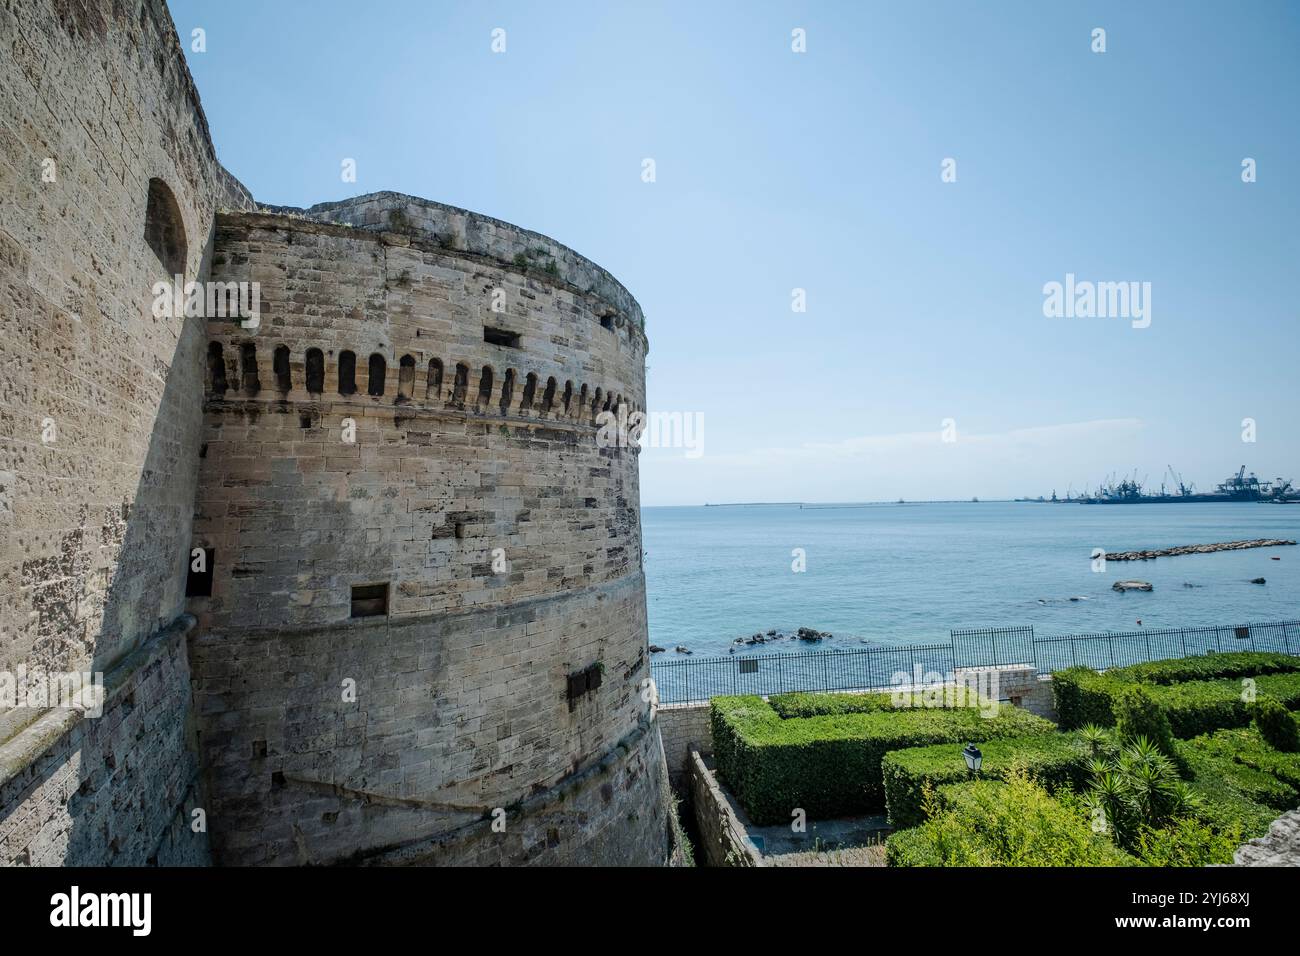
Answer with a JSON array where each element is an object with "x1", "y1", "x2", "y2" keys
[
  {"x1": 649, "y1": 645, "x2": 665, "y2": 653},
  {"x1": 1250, "y1": 578, "x2": 1267, "y2": 585},
  {"x1": 1113, "y1": 580, "x2": 1154, "y2": 592}
]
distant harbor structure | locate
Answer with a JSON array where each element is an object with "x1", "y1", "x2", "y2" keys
[{"x1": 1032, "y1": 466, "x2": 1299, "y2": 505}]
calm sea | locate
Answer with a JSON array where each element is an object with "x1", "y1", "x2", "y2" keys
[{"x1": 641, "y1": 502, "x2": 1300, "y2": 658}]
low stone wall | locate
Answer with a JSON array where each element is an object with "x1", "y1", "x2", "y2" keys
[
  {"x1": 1231, "y1": 810, "x2": 1300, "y2": 866},
  {"x1": 954, "y1": 665, "x2": 1058, "y2": 721},
  {"x1": 687, "y1": 750, "x2": 762, "y2": 867},
  {"x1": 0, "y1": 617, "x2": 209, "y2": 866},
  {"x1": 657, "y1": 702, "x2": 712, "y2": 787}
]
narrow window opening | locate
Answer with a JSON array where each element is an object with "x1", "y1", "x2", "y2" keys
[
  {"x1": 450, "y1": 363, "x2": 469, "y2": 407},
  {"x1": 207, "y1": 342, "x2": 228, "y2": 396},
  {"x1": 561, "y1": 381, "x2": 573, "y2": 417},
  {"x1": 541, "y1": 377, "x2": 556, "y2": 415},
  {"x1": 240, "y1": 343, "x2": 260, "y2": 395},
  {"x1": 484, "y1": 326, "x2": 521, "y2": 348},
  {"x1": 397, "y1": 354, "x2": 415, "y2": 402},
  {"x1": 600, "y1": 315, "x2": 613, "y2": 331},
  {"x1": 305, "y1": 348, "x2": 324, "y2": 394},
  {"x1": 520, "y1": 372, "x2": 537, "y2": 412},
  {"x1": 476, "y1": 366, "x2": 493, "y2": 407},
  {"x1": 427, "y1": 358, "x2": 443, "y2": 401},
  {"x1": 338, "y1": 350, "x2": 357, "y2": 395},
  {"x1": 144, "y1": 178, "x2": 187, "y2": 277},
  {"x1": 273, "y1": 345, "x2": 291, "y2": 392},
  {"x1": 499, "y1": 369, "x2": 515, "y2": 414},
  {"x1": 350, "y1": 583, "x2": 389, "y2": 618},
  {"x1": 367, "y1": 353, "x2": 386, "y2": 396}
]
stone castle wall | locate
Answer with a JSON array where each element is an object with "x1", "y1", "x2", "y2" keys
[
  {"x1": 1, "y1": 0, "x2": 669, "y2": 868},
  {"x1": 188, "y1": 206, "x2": 669, "y2": 864},
  {"x1": 0, "y1": 0, "x2": 251, "y2": 865}
]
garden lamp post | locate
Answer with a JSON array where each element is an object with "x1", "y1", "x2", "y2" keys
[{"x1": 962, "y1": 743, "x2": 982, "y2": 780}]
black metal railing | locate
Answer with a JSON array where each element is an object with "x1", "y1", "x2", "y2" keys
[{"x1": 650, "y1": 620, "x2": 1300, "y2": 705}]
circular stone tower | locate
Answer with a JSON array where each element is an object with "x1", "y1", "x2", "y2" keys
[{"x1": 187, "y1": 192, "x2": 670, "y2": 865}]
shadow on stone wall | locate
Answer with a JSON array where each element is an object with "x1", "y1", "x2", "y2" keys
[{"x1": 1, "y1": 246, "x2": 213, "y2": 866}]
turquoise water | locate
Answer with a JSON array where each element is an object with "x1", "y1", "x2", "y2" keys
[{"x1": 642, "y1": 502, "x2": 1300, "y2": 658}]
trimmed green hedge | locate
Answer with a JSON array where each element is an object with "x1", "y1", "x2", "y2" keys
[
  {"x1": 767, "y1": 687, "x2": 990, "y2": 719},
  {"x1": 710, "y1": 695, "x2": 1054, "y2": 825},
  {"x1": 885, "y1": 778, "x2": 1136, "y2": 867},
  {"x1": 1055, "y1": 667, "x2": 1300, "y2": 736},
  {"x1": 1055, "y1": 651, "x2": 1300, "y2": 730},
  {"x1": 882, "y1": 734, "x2": 1092, "y2": 829},
  {"x1": 1053, "y1": 667, "x2": 1122, "y2": 729},
  {"x1": 1180, "y1": 727, "x2": 1300, "y2": 839},
  {"x1": 1112, "y1": 651, "x2": 1300, "y2": 686},
  {"x1": 767, "y1": 691, "x2": 894, "y2": 719}
]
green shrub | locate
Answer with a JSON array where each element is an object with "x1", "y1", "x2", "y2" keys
[
  {"x1": 1252, "y1": 695, "x2": 1300, "y2": 752},
  {"x1": 1154, "y1": 672, "x2": 1300, "y2": 738},
  {"x1": 767, "y1": 691, "x2": 894, "y2": 719},
  {"x1": 882, "y1": 733, "x2": 1091, "y2": 828},
  {"x1": 885, "y1": 776, "x2": 1135, "y2": 867},
  {"x1": 1053, "y1": 667, "x2": 1125, "y2": 729},
  {"x1": 1084, "y1": 737, "x2": 1196, "y2": 849},
  {"x1": 1134, "y1": 817, "x2": 1242, "y2": 866},
  {"x1": 1055, "y1": 667, "x2": 1300, "y2": 738},
  {"x1": 1114, "y1": 686, "x2": 1179, "y2": 756},
  {"x1": 1227, "y1": 734, "x2": 1300, "y2": 790},
  {"x1": 1179, "y1": 727, "x2": 1300, "y2": 839},
  {"x1": 709, "y1": 696, "x2": 1054, "y2": 824},
  {"x1": 1113, "y1": 651, "x2": 1300, "y2": 686}
]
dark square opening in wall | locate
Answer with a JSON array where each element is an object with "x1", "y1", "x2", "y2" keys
[
  {"x1": 483, "y1": 326, "x2": 521, "y2": 348},
  {"x1": 185, "y1": 547, "x2": 214, "y2": 597},
  {"x1": 600, "y1": 315, "x2": 613, "y2": 330},
  {"x1": 566, "y1": 670, "x2": 589, "y2": 709},
  {"x1": 351, "y1": 583, "x2": 389, "y2": 618}
]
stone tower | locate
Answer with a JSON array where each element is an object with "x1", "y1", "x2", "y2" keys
[
  {"x1": 0, "y1": 0, "x2": 670, "y2": 866},
  {"x1": 188, "y1": 196, "x2": 670, "y2": 865}
]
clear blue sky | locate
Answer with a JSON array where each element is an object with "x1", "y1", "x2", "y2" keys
[{"x1": 171, "y1": 0, "x2": 1300, "y2": 505}]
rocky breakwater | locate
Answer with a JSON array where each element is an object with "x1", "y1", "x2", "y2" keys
[{"x1": 1104, "y1": 539, "x2": 1296, "y2": 561}]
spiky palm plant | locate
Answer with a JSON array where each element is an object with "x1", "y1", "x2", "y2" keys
[{"x1": 1079, "y1": 724, "x2": 1110, "y2": 757}]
